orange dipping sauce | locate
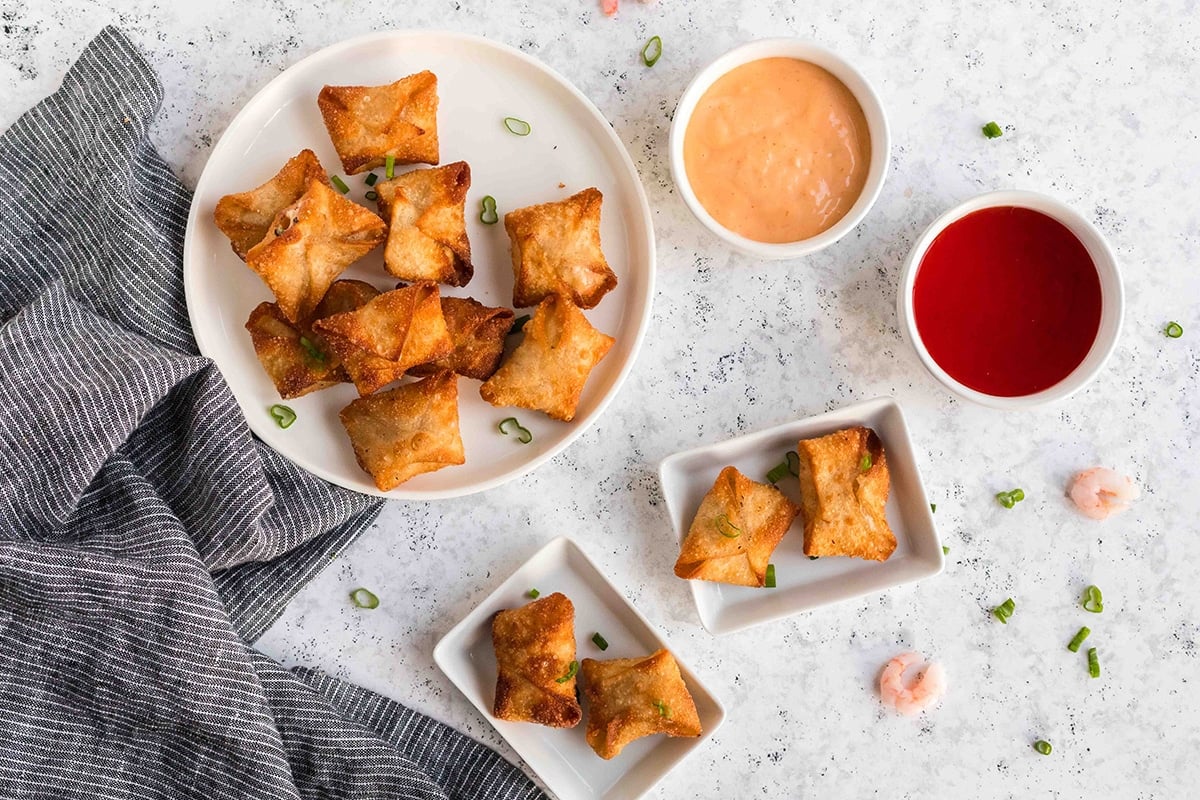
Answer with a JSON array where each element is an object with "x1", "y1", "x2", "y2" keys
[{"x1": 683, "y1": 58, "x2": 871, "y2": 243}]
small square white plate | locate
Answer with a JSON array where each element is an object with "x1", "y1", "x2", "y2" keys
[
  {"x1": 659, "y1": 397, "x2": 943, "y2": 635},
  {"x1": 433, "y1": 537, "x2": 725, "y2": 800}
]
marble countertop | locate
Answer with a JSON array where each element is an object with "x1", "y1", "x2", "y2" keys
[{"x1": 4, "y1": 1, "x2": 1198, "y2": 797}]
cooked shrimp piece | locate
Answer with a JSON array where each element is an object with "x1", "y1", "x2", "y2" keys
[
  {"x1": 1068, "y1": 467, "x2": 1139, "y2": 520},
  {"x1": 879, "y1": 652, "x2": 946, "y2": 716}
]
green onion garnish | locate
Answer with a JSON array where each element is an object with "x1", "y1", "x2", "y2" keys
[
  {"x1": 992, "y1": 597, "x2": 1015, "y2": 624},
  {"x1": 1033, "y1": 740, "x2": 1052, "y2": 756},
  {"x1": 498, "y1": 417, "x2": 533, "y2": 444},
  {"x1": 527, "y1": 588, "x2": 540, "y2": 599},
  {"x1": 714, "y1": 514, "x2": 741, "y2": 538},
  {"x1": 1081, "y1": 585, "x2": 1104, "y2": 613},
  {"x1": 331, "y1": 175, "x2": 350, "y2": 194},
  {"x1": 349, "y1": 587, "x2": 379, "y2": 609},
  {"x1": 365, "y1": 173, "x2": 378, "y2": 186},
  {"x1": 385, "y1": 154, "x2": 396, "y2": 179},
  {"x1": 653, "y1": 699, "x2": 670, "y2": 717},
  {"x1": 808, "y1": 555, "x2": 819, "y2": 560},
  {"x1": 1067, "y1": 626, "x2": 1091, "y2": 652},
  {"x1": 480, "y1": 195, "x2": 499, "y2": 225},
  {"x1": 509, "y1": 314, "x2": 530, "y2": 335},
  {"x1": 930, "y1": 503, "x2": 937, "y2": 513},
  {"x1": 555, "y1": 660, "x2": 578, "y2": 683},
  {"x1": 269, "y1": 404, "x2": 297, "y2": 429},
  {"x1": 982, "y1": 121, "x2": 1004, "y2": 139},
  {"x1": 942, "y1": 545, "x2": 950, "y2": 555},
  {"x1": 298, "y1": 336, "x2": 326, "y2": 363},
  {"x1": 641, "y1": 35, "x2": 663, "y2": 67},
  {"x1": 786, "y1": 450, "x2": 800, "y2": 476},
  {"x1": 592, "y1": 632, "x2": 609, "y2": 651},
  {"x1": 996, "y1": 488, "x2": 1025, "y2": 508},
  {"x1": 503, "y1": 116, "x2": 532, "y2": 136},
  {"x1": 859, "y1": 452, "x2": 873, "y2": 471},
  {"x1": 364, "y1": 190, "x2": 378, "y2": 202},
  {"x1": 1087, "y1": 647, "x2": 1100, "y2": 678},
  {"x1": 1165, "y1": 321, "x2": 1184, "y2": 338},
  {"x1": 765, "y1": 563, "x2": 777, "y2": 588},
  {"x1": 766, "y1": 461, "x2": 789, "y2": 484}
]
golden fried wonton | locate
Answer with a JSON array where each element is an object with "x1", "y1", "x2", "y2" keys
[
  {"x1": 375, "y1": 161, "x2": 472, "y2": 286},
  {"x1": 478, "y1": 294, "x2": 614, "y2": 422},
  {"x1": 409, "y1": 296, "x2": 514, "y2": 381},
  {"x1": 317, "y1": 71, "x2": 440, "y2": 173},
  {"x1": 492, "y1": 592, "x2": 582, "y2": 728},
  {"x1": 504, "y1": 187, "x2": 617, "y2": 309},
  {"x1": 581, "y1": 649, "x2": 702, "y2": 760},
  {"x1": 244, "y1": 302, "x2": 343, "y2": 399},
  {"x1": 795, "y1": 426, "x2": 896, "y2": 562},
  {"x1": 674, "y1": 466, "x2": 800, "y2": 587},
  {"x1": 338, "y1": 370, "x2": 464, "y2": 491},
  {"x1": 213, "y1": 149, "x2": 330, "y2": 260},
  {"x1": 313, "y1": 282, "x2": 454, "y2": 396},
  {"x1": 244, "y1": 180, "x2": 386, "y2": 324}
]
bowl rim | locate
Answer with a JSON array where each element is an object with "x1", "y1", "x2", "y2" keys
[
  {"x1": 667, "y1": 37, "x2": 890, "y2": 260},
  {"x1": 896, "y1": 189, "x2": 1125, "y2": 410}
]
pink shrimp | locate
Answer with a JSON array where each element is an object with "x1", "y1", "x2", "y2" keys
[
  {"x1": 1068, "y1": 467, "x2": 1139, "y2": 520},
  {"x1": 879, "y1": 652, "x2": 946, "y2": 716},
  {"x1": 601, "y1": 0, "x2": 619, "y2": 15}
]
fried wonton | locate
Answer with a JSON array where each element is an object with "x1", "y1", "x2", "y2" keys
[
  {"x1": 492, "y1": 592, "x2": 582, "y2": 728},
  {"x1": 795, "y1": 426, "x2": 896, "y2": 561},
  {"x1": 505, "y1": 187, "x2": 617, "y2": 309},
  {"x1": 313, "y1": 282, "x2": 454, "y2": 396},
  {"x1": 375, "y1": 161, "x2": 472, "y2": 286},
  {"x1": 479, "y1": 294, "x2": 614, "y2": 421},
  {"x1": 409, "y1": 296, "x2": 514, "y2": 381},
  {"x1": 245, "y1": 180, "x2": 386, "y2": 324},
  {"x1": 245, "y1": 302, "x2": 343, "y2": 399},
  {"x1": 213, "y1": 149, "x2": 330, "y2": 260},
  {"x1": 317, "y1": 71, "x2": 439, "y2": 173},
  {"x1": 674, "y1": 466, "x2": 800, "y2": 587},
  {"x1": 338, "y1": 370, "x2": 464, "y2": 491},
  {"x1": 581, "y1": 649, "x2": 702, "y2": 760}
]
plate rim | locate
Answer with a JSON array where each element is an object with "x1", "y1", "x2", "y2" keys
[{"x1": 182, "y1": 29, "x2": 657, "y2": 500}]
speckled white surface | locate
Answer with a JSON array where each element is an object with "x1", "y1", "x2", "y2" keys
[{"x1": 4, "y1": 2, "x2": 1199, "y2": 798}]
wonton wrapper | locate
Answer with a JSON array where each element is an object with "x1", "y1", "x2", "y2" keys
[
  {"x1": 244, "y1": 302, "x2": 343, "y2": 399},
  {"x1": 796, "y1": 426, "x2": 896, "y2": 562},
  {"x1": 313, "y1": 282, "x2": 454, "y2": 396},
  {"x1": 409, "y1": 296, "x2": 513, "y2": 381},
  {"x1": 338, "y1": 371, "x2": 464, "y2": 491},
  {"x1": 317, "y1": 71, "x2": 439, "y2": 173},
  {"x1": 581, "y1": 649, "x2": 701, "y2": 760},
  {"x1": 479, "y1": 294, "x2": 614, "y2": 422},
  {"x1": 673, "y1": 466, "x2": 800, "y2": 587},
  {"x1": 491, "y1": 592, "x2": 582, "y2": 728},
  {"x1": 375, "y1": 161, "x2": 472, "y2": 286},
  {"x1": 245, "y1": 180, "x2": 386, "y2": 324},
  {"x1": 504, "y1": 187, "x2": 617, "y2": 309},
  {"x1": 213, "y1": 149, "x2": 329, "y2": 260}
]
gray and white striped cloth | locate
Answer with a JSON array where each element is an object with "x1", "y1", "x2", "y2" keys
[{"x1": 0, "y1": 26, "x2": 542, "y2": 800}]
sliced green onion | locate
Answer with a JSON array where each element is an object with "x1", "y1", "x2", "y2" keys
[
  {"x1": 641, "y1": 35, "x2": 663, "y2": 67},
  {"x1": 330, "y1": 175, "x2": 350, "y2": 194},
  {"x1": 996, "y1": 488, "x2": 1025, "y2": 509},
  {"x1": 714, "y1": 514, "x2": 741, "y2": 539},
  {"x1": 269, "y1": 404, "x2": 297, "y2": 429},
  {"x1": 1081, "y1": 585, "x2": 1104, "y2": 613},
  {"x1": 298, "y1": 336, "x2": 325, "y2": 363},
  {"x1": 765, "y1": 563, "x2": 777, "y2": 588},
  {"x1": 931, "y1": 503, "x2": 937, "y2": 513},
  {"x1": 982, "y1": 121, "x2": 1004, "y2": 139},
  {"x1": 1087, "y1": 647, "x2": 1100, "y2": 678},
  {"x1": 1010, "y1": 488, "x2": 1025, "y2": 502},
  {"x1": 349, "y1": 587, "x2": 379, "y2": 609},
  {"x1": 786, "y1": 450, "x2": 800, "y2": 476},
  {"x1": 1067, "y1": 626, "x2": 1091, "y2": 652},
  {"x1": 942, "y1": 545, "x2": 950, "y2": 555},
  {"x1": 503, "y1": 116, "x2": 532, "y2": 136},
  {"x1": 364, "y1": 190, "x2": 378, "y2": 202},
  {"x1": 653, "y1": 698, "x2": 670, "y2": 717},
  {"x1": 1033, "y1": 740, "x2": 1052, "y2": 756},
  {"x1": 364, "y1": 172, "x2": 379, "y2": 186},
  {"x1": 993, "y1": 597, "x2": 1015, "y2": 624},
  {"x1": 498, "y1": 416, "x2": 533, "y2": 444},
  {"x1": 509, "y1": 314, "x2": 530, "y2": 335},
  {"x1": 808, "y1": 555, "x2": 819, "y2": 560},
  {"x1": 592, "y1": 632, "x2": 609, "y2": 651},
  {"x1": 555, "y1": 660, "x2": 578, "y2": 683},
  {"x1": 859, "y1": 452, "x2": 873, "y2": 471},
  {"x1": 527, "y1": 588, "x2": 540, "y2": 599},
  {"x1": 480, "y1": 195, "x2": 499, "y2": 225},
  {"x1": 1165, "y1": 321, "x2": 1184, "y2": 338},
  {"x1": 766, "y1": 461, "x2": 789, "y2": 484},
  {"x1": 385, "y1": 154, "x2": 396, "y2": 179}
]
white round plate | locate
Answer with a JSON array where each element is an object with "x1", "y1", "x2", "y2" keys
[{"x1": 184, "y1": 30, "x2": 655, "y2": 499}]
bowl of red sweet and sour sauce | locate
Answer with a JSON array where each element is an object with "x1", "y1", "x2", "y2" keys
[{"x1": 897, "y1": 191, "x2": 1123, "y2": 410}]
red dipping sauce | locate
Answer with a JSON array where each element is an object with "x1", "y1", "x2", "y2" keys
[{"x1": 912, "y1": 206, "x2": 1101, "y2": 397}]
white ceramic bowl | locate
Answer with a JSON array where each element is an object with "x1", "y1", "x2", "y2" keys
[
  {"x1": 897, "y1": 190, "x2": 1124, "y2": 409},
  {"x1": 668, "y1": 39, "x2": 890, "y2": 259}
]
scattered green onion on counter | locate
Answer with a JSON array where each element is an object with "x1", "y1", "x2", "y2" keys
[
  {"x1": 1081, "y1": 585, "x2": 1104, "y2": 613},
  {"x1": 1165, "y1": 321, "x2": 1184, "y2": 338},
  {"x1": 498, "y1": 416, "x2": 533, "y2": 444},
  {"x1": 269, "y1": 404, "x2": 297, "y2": 429},
  {"x1": 555, "y1": 660, "x2": 578, "y2": 683},
  {"x1": 1067, "y1": 626, "x2": 1091, "y2": 652},
  {"x1": 715, "y1": 514, "x2": 741, "y2": 539},
  {"x1": 592, "y1": 632, "x2": 609, "y2": 651},
  {"x1": 527, "y1": 588, "x2": 541, "y2": 599},
  {"x1": 931, "y1": 503, "x2": 937, "y2": 513},
  {"x1": 982, "y1": 121, "x2": 1004, "y2": 139},
  {"x1": 509, "y1": 315, "x2": 530, "y2": 335},
  {"x1": 765, "y1": 563, "x2": 777, "y2": 588},
  {"x1": 349, "y1": 587, "x2": 380, "y2": 609},
  {"x1": 943, "y1": 546, "x2": 950, "y2": 555},
  {"x1": 859, "y1": 453, "x2": 873, "y2": 471},
  {"x1": 365, "y1": 172, "x2": 379, "y2": 186},
  {"x1": 503, "y1": 116, "x2": 532, "y2": 136},
  {"x1": 653, "y1": 699, "x2": 670, "y2": 717},
  {"x1": 993, "y1": 597, "x2": 1015, "y2": 624},
  {"x1": 996, "y1": 488, "x2": 1025, "y2": 508},
  {"x1": 641, "y1": 35, "x2": 663, "y2": 68},
  {"x1": 385, "y1": 154, "x2": 396, "y2": 179},
  {"x1": 1087, "y1": 647, "x2": 1101, "y2": 678},
  {"x1": 1033, "y1": 740, "x2": 1053, "y2": 756},
  {"x1": 480, "y1": 195, "x2": 499, "y2": 224}
]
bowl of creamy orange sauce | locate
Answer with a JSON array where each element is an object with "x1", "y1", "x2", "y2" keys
[{"x1": 670, "y1": 39, "x2": 890, "y2": 259}]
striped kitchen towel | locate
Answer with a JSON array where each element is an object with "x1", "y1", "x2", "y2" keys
[{"x1": 0, "y1": 25, "x2": 542, "y2": 800}]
